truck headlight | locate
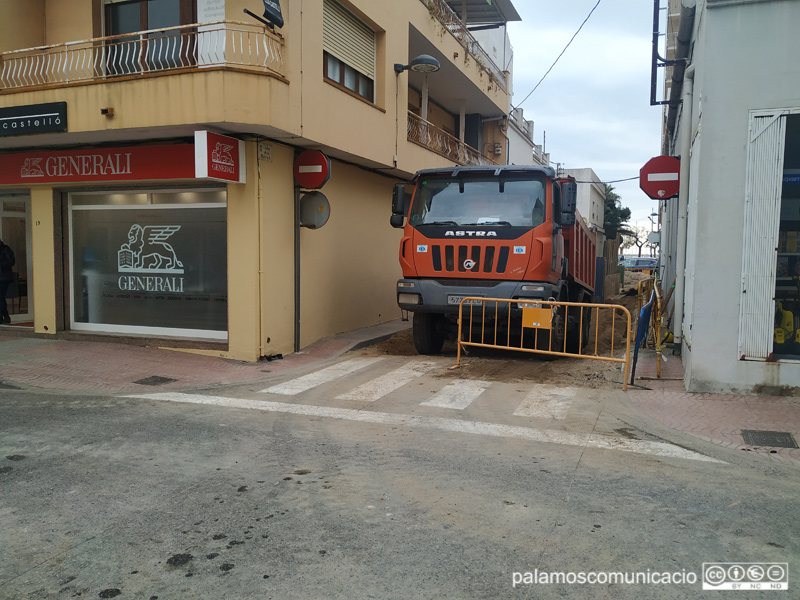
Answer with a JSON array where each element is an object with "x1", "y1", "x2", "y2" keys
[
  {"x1": 398, "y1": 293, "x2": 421, "y2": 305},
  {"x1": 521, "y1": 285, "x2": 546, "y2": 292}
]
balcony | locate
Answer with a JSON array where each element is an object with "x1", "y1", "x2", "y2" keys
[
  {"x1": 419, "y1": 0, "x2": 508, "y2": 91},
  {"x1": 407, "y1": 111, "x2": 495, "y2": 166},
  {"x1": 0, "y1": 21, "x2": 284, "y2": 92}
]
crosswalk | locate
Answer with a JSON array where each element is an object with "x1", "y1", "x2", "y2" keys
[
  {"x1": 259, "y1": 357, "x2": 572, "y2": 418},
  {"x1": 125, "y1": 356, "x2": 723, "y2": 463}
]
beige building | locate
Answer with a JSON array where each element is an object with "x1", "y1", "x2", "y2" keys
[{"x1": 0, "y1": 0, "x2": 519, "y2": 361}]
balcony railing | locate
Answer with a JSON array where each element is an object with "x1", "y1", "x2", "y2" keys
[
  {"x1": 408, "y1": 111, "x2": 495, "y2": 166},
  {"x1": 0, "y1": 21, "x2": 284, "y2": 91},
  {"x1": 419, "y1": 0, "x2": 507, "y2": 91}
]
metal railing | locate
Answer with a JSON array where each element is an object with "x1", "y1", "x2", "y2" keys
[
  {"x1": 453, "y1": 297, "x2": 633, "y2": 390},
  {"x1": 0, "y1": 21, "x2": 284, "y2": 91},
  {"x1": 407, "y1": 112, "x2": 496, "y2": 166},
  {"x1": 419, "y1": 0, "x2": 507, "y2": 91}
]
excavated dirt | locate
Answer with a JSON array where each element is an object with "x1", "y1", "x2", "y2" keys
[{"x1": 361, "y1": 272, "x2": 651, "y2": 390}]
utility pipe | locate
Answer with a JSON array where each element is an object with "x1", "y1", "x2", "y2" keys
[{"x1": 673, "y1": 63, "x2": 695, "y2": 348}]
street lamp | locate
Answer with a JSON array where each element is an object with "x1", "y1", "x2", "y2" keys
[{"x1": 394, "y1": 54, "x2": 441, "y2": 73}]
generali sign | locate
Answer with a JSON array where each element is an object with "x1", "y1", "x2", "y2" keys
[{"x1": 0, "y1": 131, "x2": 245, "y2": 185}]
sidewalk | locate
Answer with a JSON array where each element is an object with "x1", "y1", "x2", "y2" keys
[
  {"x1": 2, "y1": 322, "x2": 799, "y2": 467},
  {"x1": 628, "y1": 349, "x2": 800, "y2": 467},
  {"x1": 0, "y1": 321, "x2": 409, "y2": 394}
]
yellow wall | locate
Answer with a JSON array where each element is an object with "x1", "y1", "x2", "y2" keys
[
  {"x1": 30, "y1": 186, "x2": 56, "y2": 334},
  {"x1": 258, "y1": 142, "x2": 297, "y2": 358},
  {"x1": 0, "y1": 0, "x2": 44, "y2": 51},
  {"x1": 299, "y1": 161, "x2": 403, "y2": 347}
]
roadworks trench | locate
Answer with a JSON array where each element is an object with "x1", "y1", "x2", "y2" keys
[{"x1": 359, "y1": 274, "x2": 650, "y2": 390}]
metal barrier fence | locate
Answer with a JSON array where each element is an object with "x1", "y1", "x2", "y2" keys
[{"x1": 453, "y1": 297, "x2": 633, "y2": 390}]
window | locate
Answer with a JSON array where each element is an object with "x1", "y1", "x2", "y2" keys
[
  {"x1": 104, "y1": 0, "x2": 197, "y2": 75},
  {"x1": 324, "y1": 52, "x2": 375, "y2": 101},
  {"x1": 322, "y1": 0, "x2": 376, "y2": 102}
]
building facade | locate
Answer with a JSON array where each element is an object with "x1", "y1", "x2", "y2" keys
[
  {"x1": 659, "y1": 0, "x2": 800, "y2": 392},
  {"x1": 0, "y1": 0, "x2": 519, "y2": 361}
]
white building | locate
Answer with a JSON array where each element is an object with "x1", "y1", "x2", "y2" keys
[{"x1": 660, "y1": 0, "x2": 800, "y2": 393}]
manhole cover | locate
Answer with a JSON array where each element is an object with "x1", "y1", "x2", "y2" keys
[
  {"x1": 133, "y1": 376, "x2": 178, "y2": 386},
  {"x1": 741, "y1": 430, "x2": 798, "y2": 448}
]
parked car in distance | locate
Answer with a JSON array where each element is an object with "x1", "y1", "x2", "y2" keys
[{"x1": 619, "y1": 257, "x2": 658, "y2": 272}]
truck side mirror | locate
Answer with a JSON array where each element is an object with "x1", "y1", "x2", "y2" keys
[
  {"x1": 392, "y1": 183, "x2": 410, "y2": 215},
  {"x1": 559, "y1": 180, "x2": 577, "y2": 228},
  {"x1": 390, "y1": 214, "x2": 405, "y2": 228}
]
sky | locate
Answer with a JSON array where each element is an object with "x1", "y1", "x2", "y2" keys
[{"x1": 506, "y1": 0, "x2": 664, "y2": 230}]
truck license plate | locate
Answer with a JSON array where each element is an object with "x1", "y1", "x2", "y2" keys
[{"x1": 448, "y1": 296, "x2": 483, "y2": 306}]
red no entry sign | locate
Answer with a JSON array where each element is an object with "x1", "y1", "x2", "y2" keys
[
  {"x1": 294, "y1": 150, "x2": 331, "y2": 189},
  {"x1": 640, "y1": 155, "x2": 680, "y2": 199}
]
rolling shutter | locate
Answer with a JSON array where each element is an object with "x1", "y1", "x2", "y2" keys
[
  {"x1": 323, "y1": 0, "x2": 375, "y2": 79},
  {"x1": 738, "y1": 112, "x2": 788, "y2": 359}
]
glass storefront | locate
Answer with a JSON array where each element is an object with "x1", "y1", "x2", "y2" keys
[
  {"x1": 69, "y1": 188, "x2": 227, "y2": 339},
  {"x1": 774, "y1": 115, "x2": 800, "y2": 358}
]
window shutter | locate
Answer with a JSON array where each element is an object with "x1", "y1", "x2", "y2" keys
[
  {"x1": 738, "y1": 112, "x2": 788, "y2": 359},
  {"x1": 323, "y1": 0, "x2": 375, "y2": 79}
]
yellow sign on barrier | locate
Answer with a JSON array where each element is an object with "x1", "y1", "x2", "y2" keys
[{"x1": 522, "y1": 306, "x2": 552, "y2": 330}]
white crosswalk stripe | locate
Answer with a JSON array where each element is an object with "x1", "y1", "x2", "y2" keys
[
  {"x1": 420, "y1": 380, "x2": 491, "y2": 410},
  {"x1": 336, "y1": 360, "x2": 437, "y2": 401},
  {"x1": 260, "y1": 357, "x2": 384, "y2": 396},
  {"x1": 513, "y1": 385, "x2": 576, "y2": 420}
]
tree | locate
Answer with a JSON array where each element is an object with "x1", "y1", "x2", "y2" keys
[
  {"x1": 620, "y1": 225, "x2": 649, "y2": 257},
  {"x1": 603, "y1": 184, "x2": 632, "y2": 240}
]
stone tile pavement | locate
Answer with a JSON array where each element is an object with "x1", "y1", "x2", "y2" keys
[{"x1": 628, "y1": 349, "x2": 800, "y2": 468}]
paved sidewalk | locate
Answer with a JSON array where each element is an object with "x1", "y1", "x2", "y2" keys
[
  {"x1": 628, "y1": 349, "x2": 800, "y2": 467},
  {"x1": 2, "y1": 321, "x2": 800, "y2": 467},
  {"x1": 0, "y1": 321, "x2": 409, "y2": 395}
]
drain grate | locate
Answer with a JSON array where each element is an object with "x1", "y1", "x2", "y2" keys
[
  {"x1": 741, "y1": 430, "x2": 798, "y2": 449},
  {"x1": 133, "y1": 375, "x2": 178, "y2": 387}
]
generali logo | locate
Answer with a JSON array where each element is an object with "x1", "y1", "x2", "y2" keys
[
  {"x1": 117, "y1": 224, "x2": 186, "y2": 294},
  {"x1": 118, "y1": 225, "x2": 184, "y2": 274},
  {"x1": 20, "y1": 153, "x2": 132, "y2": 178},
  {"x1": 211, "y1": 142, "x2": 235, "y2": 174}
]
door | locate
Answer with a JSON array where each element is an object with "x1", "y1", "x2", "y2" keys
[{"x1": 0, "y1": 193, "x2": 32, "y2": 324}]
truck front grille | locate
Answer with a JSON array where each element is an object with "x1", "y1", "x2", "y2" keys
[{"x1": 431, "y1": 244, "x2": 510, "y2": 274}]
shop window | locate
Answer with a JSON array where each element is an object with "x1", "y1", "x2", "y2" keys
[
  {"x1": 322, "y1": 0, "x2": 376, "y2": 103},
  {"x1": 104, "y1": 0, "x2": 197, "y2": 75},
  {"x1": 69, "y1": 189, "x2": 227, "y2": 339},
  {"x1": 774, "y1": 115, "x2": 800, "y2": 358}
]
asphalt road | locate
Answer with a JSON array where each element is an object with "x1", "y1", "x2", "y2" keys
[{"x1": 1, "y1": 353, "x2": 798, "y2": 599}]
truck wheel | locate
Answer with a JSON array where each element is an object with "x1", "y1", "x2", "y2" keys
[
  {"x1": 413, "y1": 313, "x2": 445, "y2": 355},
  {"x1": 566, "y1": 305, "x2": 591, "y2": 354}
]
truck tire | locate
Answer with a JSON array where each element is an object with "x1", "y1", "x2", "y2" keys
[
  {"x1": 566, "y1": 305, "x2": 591, "y2": 354},
  {"x1": 413, "y1": 312, "x2": 446, "y2": 355}
]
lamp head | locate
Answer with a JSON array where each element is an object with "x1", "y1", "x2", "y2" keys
[{"x1": 394, "y1": 54, "x2": 441, "y2": 74}]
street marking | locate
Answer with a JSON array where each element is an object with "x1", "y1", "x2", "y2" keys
[
  {"x1": 420, "y1": 380, "x2": 490, "y2": 410},
  {"x1": 513, "y1": 385, "x2": 575, "y2": 420},
  {"x1": 336, "y1": 360, "x2": 437, "y2": 401},
  {"x1": 260, "y1": 357, "x2": 384, "y2": 395},
  {"x1": 127, "y1": 392, "x2": 724, "y2": 463}
]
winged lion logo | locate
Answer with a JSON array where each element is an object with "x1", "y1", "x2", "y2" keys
[{"x1": 118, "y1": 224, "x2": 184, "y2": 273}]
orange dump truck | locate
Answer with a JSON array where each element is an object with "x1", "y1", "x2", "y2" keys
[{"x1": 390, "y1": 165, "x2": 596, "y2": 355}]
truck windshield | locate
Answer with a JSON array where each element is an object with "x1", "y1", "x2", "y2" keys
[{"x1": 408, "y1": 177, "x2": 547, "y2": 228}]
